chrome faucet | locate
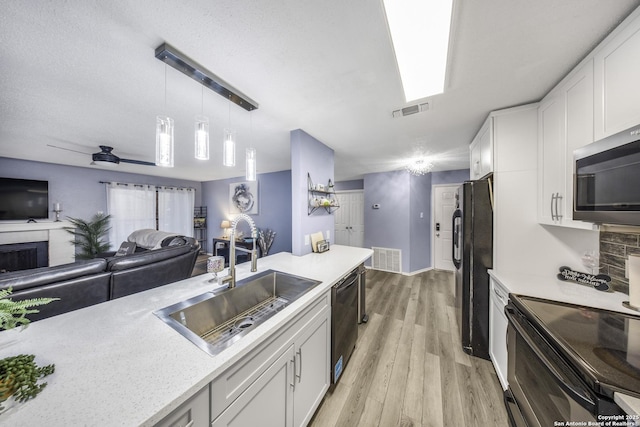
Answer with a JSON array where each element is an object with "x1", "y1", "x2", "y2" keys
[{"x1": 220, "y1": 213, "x2": 258, "y2": 289}]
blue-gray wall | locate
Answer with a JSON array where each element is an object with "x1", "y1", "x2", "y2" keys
[
  {"x1": 364, "y1": 170, "x2": 412, "y2": 272},
  {"x1": 432, "y1": 169, "x2": 470, "y2": 185},
  {"x1": 363, "y1": 168, "x2": 469, "y2": 274},
  {"x1": 291, "y1": 129, "x2": 334, "y2": 256},
  {"x1": 201, "y1": 170, "x2": 292, "y2": 255},
  {"x1": 0, "y1": 157, "x2": 202, "y2": 223},
  {"x1": 335, "y1": 179, "x2": 364, "y2": 191}
]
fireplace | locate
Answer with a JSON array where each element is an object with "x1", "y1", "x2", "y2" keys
[{"x1": 0, "y1": 241, "x2": 48, "y2": 272}]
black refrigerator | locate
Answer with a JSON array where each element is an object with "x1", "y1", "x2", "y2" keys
[{"x1": 452, "y1": 178, "x2": 493, "y2": 360}]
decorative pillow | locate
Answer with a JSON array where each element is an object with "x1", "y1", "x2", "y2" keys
[
  {"x1": 114, "y1": 242, "x2": 137, "y2": 257},
  {"x1": 161, "y1": 236, "x2": 187, "y2": 247},
  {"x1": 127, "y1": 229, "x2": 179, "y2": 249}
]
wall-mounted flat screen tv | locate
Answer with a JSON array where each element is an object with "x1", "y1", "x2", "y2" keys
[{"x1": 0, "y1": 177, "x2": 49, "y2": 220}]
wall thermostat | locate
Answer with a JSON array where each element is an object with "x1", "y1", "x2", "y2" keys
[{"x1": 372, "y1": 203, "x2": 380, "y2": 209}]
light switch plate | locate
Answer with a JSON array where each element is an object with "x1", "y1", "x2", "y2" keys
[
  {"x1": 326, "y1": 230, "x2": 331, "y2": 240},
  {"x1": 304, "y1": 235, "x2": 310, "y2": 246}
]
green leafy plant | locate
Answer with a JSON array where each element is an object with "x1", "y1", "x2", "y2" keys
[
  {"x1": 65, "y1": 213, "x2": 112, "y2": 259},
  {"x1": 0, "y1": 289, "x2": 58, "y2": 411},
  {"x1": 0, "y1": 288, "x2": 59, "y2": 331},
  {"x1": 0, "y1": 354, "x2": 54, "y2": 410}
]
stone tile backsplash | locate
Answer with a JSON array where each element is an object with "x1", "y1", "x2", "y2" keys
[{"x1": 599, "y1": 229, "x2": 640, "y2": 294}]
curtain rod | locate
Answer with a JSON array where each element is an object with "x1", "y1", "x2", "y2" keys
[{"x1": 99, "y1": 181, "x2": 195, "y2": 191}]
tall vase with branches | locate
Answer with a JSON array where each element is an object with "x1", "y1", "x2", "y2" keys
[{"x1": 65, "y1": 213, "x2": 112, "y2": 259}]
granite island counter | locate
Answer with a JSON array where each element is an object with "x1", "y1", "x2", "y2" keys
[{"x1": 0, "y1": 245, "x2": 372, "y2": 426}]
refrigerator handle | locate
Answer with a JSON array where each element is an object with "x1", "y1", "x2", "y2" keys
[{"x1": 452, "y1": 209, "x2": 462, "y2": 269}]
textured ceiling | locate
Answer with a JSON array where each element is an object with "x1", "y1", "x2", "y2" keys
[{"x1": 1, "y1": 0, "x2": 639, "y2": 181}]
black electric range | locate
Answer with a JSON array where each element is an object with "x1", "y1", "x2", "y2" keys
[{"x1": 514, "y1": 296, "x2": 640, "y2": 399}]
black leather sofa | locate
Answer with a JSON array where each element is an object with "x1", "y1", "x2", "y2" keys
[{"x1": 0, "y1": 237, "x2": 200, "y2": 322}]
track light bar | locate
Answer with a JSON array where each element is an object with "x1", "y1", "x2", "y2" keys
[{"x1": 155, "y1": 43, "x2": 259, "y2": 112}]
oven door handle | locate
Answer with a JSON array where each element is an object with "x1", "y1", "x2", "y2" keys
[{"x1": 505, "y1": 307, "x2": 597, "y2": 413}]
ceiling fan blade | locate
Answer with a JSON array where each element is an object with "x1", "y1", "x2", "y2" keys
[
  {"x1": 46, "y1": 144, "x2": 91, "y2": 155},
  {"x1": 120, "y1": 158, "x2": 156, "y2": 167}
]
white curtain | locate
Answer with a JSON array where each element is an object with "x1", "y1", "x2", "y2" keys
[
  {"x1": 158, "y1": 187, "x2": 195, "y2": 237},
  {"x1": 106, "y1": 183, "x2": 156, "y2": 249}
]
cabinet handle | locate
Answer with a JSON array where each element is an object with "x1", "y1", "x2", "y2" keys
[
  {"x1": 290, "y1": 357, "x2": 296, "y2": 390},
  {"x1": 184, "y1": 421, "x2": 195, "y2": 427},
  {"x1": 556, "y1": 193, "x2": 563, "y2": 221},
  {"x1": 550, "y1": 193, "x2": 556, "y2": 221},
  {"x1": 296, "y1": 349, "x2": 302, "y2": 382}
]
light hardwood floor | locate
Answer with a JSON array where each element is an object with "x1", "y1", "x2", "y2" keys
[{"x1": 309, "y1": 269, "x2": 509, "y2": 427}]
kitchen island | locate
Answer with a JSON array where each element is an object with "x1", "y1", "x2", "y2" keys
[{"x1": 0, "y1": 245, "x2": 372, "y2": 426}]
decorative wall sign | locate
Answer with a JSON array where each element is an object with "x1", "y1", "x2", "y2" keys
[
  {"x1": 557, "y1": 266, "x2": 612, "y2": 291},
  {"x1": 229, "y1": 181, "x2": 258, "y2": 214}
]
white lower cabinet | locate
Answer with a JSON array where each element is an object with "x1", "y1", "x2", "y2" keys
[
  {"x1": 292, "y1": 312, "x2": 330, "y2": 427},
  {"x1": 489, "y1": 277, "x2": 509, "y2": 391},
  {"x1": 211, "y1": 345, "x2": 296, "y2": 427},
  {"x1": 154, "y1": 384, "x2": 210, "y2": 427},
  {"x1": 211, "y1": 292, "x2": 331, "y2": 427}
]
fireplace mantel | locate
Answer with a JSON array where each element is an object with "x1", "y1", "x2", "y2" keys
[{"x1": 0, "y1": 221, "x2": 75, "y2": 266}]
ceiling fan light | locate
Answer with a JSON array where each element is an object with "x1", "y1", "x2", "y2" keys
[
  {"x1": 156, "y1": 115, "x2": 174, "y2": 167},
  {"x1": 93, "y1": 160, "x2": 118, "y2": 167},
  {"x1": 194, "y1": 115, "x2": 209, "y2": 160},
  {"x1": 246, "y1": 147, "x2": 256, "y2": 181},
  {"x1": 223, "y1": 128, "x2": 236, "y2": 167}
]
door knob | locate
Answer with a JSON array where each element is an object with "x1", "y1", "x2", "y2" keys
[{"x1": 436, "y1": 233, "x2": 440, "y2": 237}]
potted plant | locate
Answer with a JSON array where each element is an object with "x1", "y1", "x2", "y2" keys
[
  {"x1": 0, "y1": 288, "x2": 58, "y2": 412},
  {"x1": 65, "y1": 213, "x2": 112, "y2": 259}
]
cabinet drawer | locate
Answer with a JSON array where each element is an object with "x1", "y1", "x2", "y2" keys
[
  {"x1": 154, "y1": 384, "x2": 210, "y2": 427},
  {"x1": 210, "y1": 291, "x2": 330, "y2": 420}
]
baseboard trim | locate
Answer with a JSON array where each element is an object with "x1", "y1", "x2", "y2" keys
[{"x1": 402, "y1": 267, "x2": 434, "y2": 276}]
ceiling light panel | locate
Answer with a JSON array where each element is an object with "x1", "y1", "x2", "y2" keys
[{"x1": 383, "y1": 0, "x2": 453, "y2": 102}]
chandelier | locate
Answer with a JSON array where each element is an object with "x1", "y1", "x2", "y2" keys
[{"x1": 406, "y1": 158, "x2": 433, "y2": 175}]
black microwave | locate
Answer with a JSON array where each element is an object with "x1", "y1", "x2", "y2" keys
[{"x1": 574, "y1": 125, "x2": 640, "y2": 226}]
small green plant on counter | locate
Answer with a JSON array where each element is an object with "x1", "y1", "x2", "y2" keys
[
  {"x1": 0, "y1": 288, "x2": 59, "y2": 331},
  {"x1": 65, "y1": 212, "x2": 112, "y2": 259},
  {"x1": 0, "y1": 288, "x2": 58, "y2": 412},
  {"x1": 0, "y1": 354, "x2": 54, "y2": 409}
]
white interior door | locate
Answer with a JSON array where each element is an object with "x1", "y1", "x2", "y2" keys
[
  {"x1": 334, "y1": 191, "x2": 364, "y2": 247},
  {"x1": 433, "y1": 185, "x2": 459, "y2": 271}
]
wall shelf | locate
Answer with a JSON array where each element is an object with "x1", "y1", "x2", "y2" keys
[
  {"x1": 193, "y1": 206, "x2": 207, "y2": 253},
  {"x1": 307, "y1": 173, "x2": 339, "y2": 215}
]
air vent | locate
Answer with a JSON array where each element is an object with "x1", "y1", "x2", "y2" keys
[
  {"x1": 392, "y1": 102, "x2": 430, "y2": 118},
  {"x1": 371, "y1": 247, "x2": 402, "y2": 273}
]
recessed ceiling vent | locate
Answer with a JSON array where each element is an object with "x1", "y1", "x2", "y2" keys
[{"x1": 392, "y1": 102, "x2": 430, "y2": 118}]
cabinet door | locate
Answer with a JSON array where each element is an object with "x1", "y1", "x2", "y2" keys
[
  {"x1": 469, "y1": 117, "x2": 493, "y2": 179},
  {"x1": 538, "y1": 93, "x2": 565, "y2": 224},
  {"x1": 154, "y1": 384, "x2": 209, "y2": 427},
  {"x1": 594, "y1": 11, "x2": 640, "y2": 139},
  {"x1": 478, "y1": 118, "x2": 494, "y2": 178},
  {"x1": 563, "y1": 60, "x2": 595, "y2": 228},
  {"x1": 489, "y1": 279, "x2": 508, "y2": 391},
  {"x1": 470, "y1": 139, "x2": 482, "y2": 180},
  {"x1": 212, "y1": 345, "x2": 295, "y2": 427},
  {"x1": 293, "y1": 310, "x2": 331, "y2": 427}
]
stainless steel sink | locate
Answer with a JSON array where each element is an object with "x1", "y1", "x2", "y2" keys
[{"x1": 154, "y1": 270, "x2": 321, "y2": 356}]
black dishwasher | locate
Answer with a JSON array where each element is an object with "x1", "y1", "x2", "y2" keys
[{"x1": 331, "y1": 266, "x2": 359, "y2": 386}]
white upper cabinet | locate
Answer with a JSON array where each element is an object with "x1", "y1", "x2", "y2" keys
[
  {"x1": 469, "y1": 116, "x2": 494, "y2": 179},
  {"x1": 594, "y1": 9, "x2": 640, "y2": 139},
  {"x1": 537, "y1": 60, "x2": 595, "y2": 229}
]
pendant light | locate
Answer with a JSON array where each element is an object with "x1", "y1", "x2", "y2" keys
[
  {"x1": 156, "y1": 65, "x2": 174, "y2": 167},
  {"x1": 194, "y1": 86, "x2": 209, "y2": 160},
  {"x1": 246, "y1": 112, "x2": 256, "y2": 181},
  {"x1": 223, "y1": 97, "x2": 236, "y2": 167}
]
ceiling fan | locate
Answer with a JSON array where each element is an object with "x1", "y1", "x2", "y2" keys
[{"x1": 47, "y1": 144, "x2": 156, "y2": 167}]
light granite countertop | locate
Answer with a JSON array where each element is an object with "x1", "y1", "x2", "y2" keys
[
  {"x1": 489, "y1": 269, "x2": 640, "y2": 417},
  {"x1": 0, "y1": 245, "x2": 372, "y2": 426}
]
